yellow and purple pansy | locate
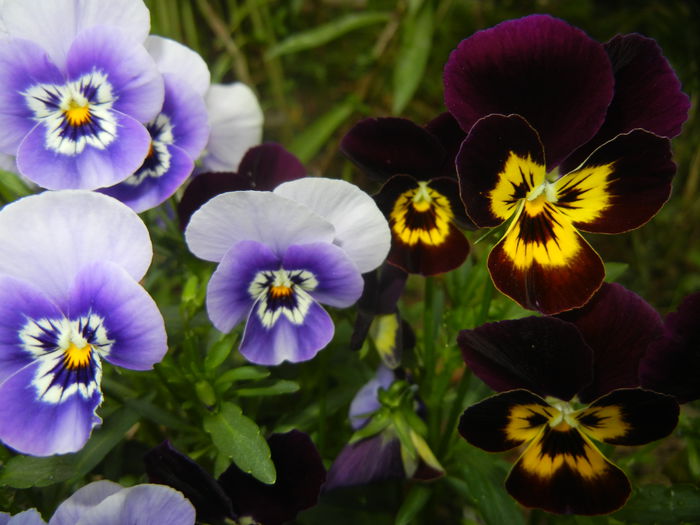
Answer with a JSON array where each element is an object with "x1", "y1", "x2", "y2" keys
[
  {"x1": 445, "y1": 14, "x2": 690, "y2": 313},
  {"x1": 341, "y1": 116, "x2": 473, "y2": 276},
  {"x1": 457, "y1": 283, "x2": 678, "y2": 515}
]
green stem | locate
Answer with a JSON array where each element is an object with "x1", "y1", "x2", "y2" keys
[{"x1": 437, "y1": 367, "x2": 471, "y2": 458}]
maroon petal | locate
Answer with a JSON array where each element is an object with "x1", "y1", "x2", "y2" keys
[
  {"x1": 217, "y1": 430, "x2": 326, "y2": 525},
  {"x1": 640, "y1": 291, "x2": 700, "y2": 403},
  {"x1": 560, "y1": 34, "x2": 690, "y2": 173},
  {"x1": 459, "y1": 389, "x2": 551, "y2": 452},
  {"x1": 556, "y1": 130, "x2": 675, "y2": 234},
  {"x1": 577, "y1": 388, "x2": 679, "y2": 446},
  {"x1": 144, "y1": 441, "x2": 235, "y2": 522},
  {"x1": 177, "y1": 143, "x2": 306, "y2": 229},
  {"x1": 457, "y1": 114, "x2": 545, "y2": 228},
  {"x1": 444, "y1": 14, "x2": 613, "y2": 169},
  {"x1": 341, "y1": 117, "x2": 447, "y2": 181},
  {"x1": 458, "y1": 316, "x2": 593, "y2": 401},
  {"x1": 556, "y1": 283, "x2": 663, "y2": 403},
  {"x1": 237, "y1": 142, "x2": 307, "y2": 191},
  {"x1": 424, "y1": 112, "x2": 466, "y2": 178},
  {"x1": 177, "y1": 171, "x2": 251, "y2": 229}
]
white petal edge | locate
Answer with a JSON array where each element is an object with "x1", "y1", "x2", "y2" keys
[
  {"x1": 275, "y1": 178, "x2": 391, "y2": 273},
  {"x1": 185, "y1": 191, "x2": 335, "y2": 262},
  {"x1": 144, "y1": 35, "x2": 210, "y2": 97},
  {"x1": 49, "y1": 481, "x2": 123, "y2": 525},
  {"x1": 0, "y1": 191, "x2": 152, "y2": 301},
  {"x1": 201, "y1": 83, "x2": 263, "y2": 172},
  {"x1": 73, "y1": 484, "x2": 195, "y2": 525},
  {"x1": 1, "y1": 0, "x2": 150, "y2": 70}
]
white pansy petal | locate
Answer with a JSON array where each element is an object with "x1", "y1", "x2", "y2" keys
[
  {"x1": 202, "y1": 83, "x2": 263, "y2": 172},
  {"x1": 275, "y1": 178, "x2": 391, "y2": 273},
  {"x1": 185, "y1": 191, "x2": 335, "y2": 262},
  {"x1": 1, "y1": 0, "x2": 150, "y2": 69},
  {"x1": 0, "y1": 191, "x2": 152, "y2": 301},
  {"x1": 74, "y1": 484, "x2": 196, "y2": 525},
  {"x1": 144, "y1": 35, "x2": 210, "y2": 96},
  {"x1": 49, "y1": 481, "x2": 123, "y2": 525}
]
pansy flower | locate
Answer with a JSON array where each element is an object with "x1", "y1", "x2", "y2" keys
[
  {"x1": 640, "y1": 290, "x2": 700, "y2": 403},
  {"x1": 177, "y1": 143, "x2": 306, "y2": 229},
  {"x1": 184, "y1": 179, "x2": 390, "y2": 365},
  {"x1": 0, "y1": 191, "x2": 167, "y2": 455},
  {"x1": 200, "y1": 82, "x2": 264, "y2": 173},
  {"x1": 445, "y1": 14, "x2": 689, "y2": 313},
  {"x1": 0, "y1": 480, "x2": 195, "y2": 524},
  {"x1": 326, "y1": 366, "x2": 443, "y2": 489},
  {"x1": 145, "y1": 430, "x2": 326, "y2": 525},
  {"x1": 0, "y1": 0, "x2": 164, "y2": 190},
  {"x1": 100, "y1": 36, "x2": 210, "y2": 212},
  {"x1": 341, "y1": 115, "x2": 472, "y2": 276},
  {"x1": 458, "y1": 284, "x2": 678, "y2": 515}
]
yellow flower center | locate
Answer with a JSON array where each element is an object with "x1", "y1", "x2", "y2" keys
[
  {"x1": 64, "y1": 100, "x2": 92, "y2": 126},
  {"x1": 63, "y1": 341, "x2": 92, "y2": 370}
]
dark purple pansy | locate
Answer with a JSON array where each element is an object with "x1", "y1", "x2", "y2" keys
[
  {"x1": 145, "y1": 430, "x2": 326, "y2": 525},
  {"x1": 177, "y1": 143, "x2": 306, "y2": 229},
  {"x1": 457, "y1": 283, "x2": 678, "y2": 515},
  {"x1": 341, "y1": 116, "x2": 473, "y2": 276},
  {"x1": 446, "y1": 14, "x2": 689, "y2": 314},
  {"x1": 350, "y1": 263, "x2": 411, "y2": 368},
  {"x1": 640, "y1": 291, "x2": 700, "y2": 403}
]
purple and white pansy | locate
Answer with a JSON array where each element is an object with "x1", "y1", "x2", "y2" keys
[
  {"x1": 0, "y1": 0, "x2": 164, "y2": 190},
  {"x1": 100, "y1": 36, "x2": 211, "y2": 212},
  {"x1": 0, "y1": 191, "x2": 167, "y2": 456},
  {"x1": 185, "y1": 179, "x2": 390, "y2": 365},
  {"x1": 0, "y1": 480, "x2": 195, "y2": 524}
]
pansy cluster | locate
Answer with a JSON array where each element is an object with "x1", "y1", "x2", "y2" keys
[
  {"x1": 0, "y1": 0, "x2": 263, "y2": 211},
  {"x1": 0, "y1": 2, "x2": 695, "y2": 522}
]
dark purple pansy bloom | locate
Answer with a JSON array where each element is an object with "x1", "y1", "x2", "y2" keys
[
  {"x1": 0, "y1": 191, "x2": 167, "y2": 456},
  {"x1": 640, "y1": 291, "x2": 700, "y2": 403},
  {"x1": 0, "y1": 0, "x2": 164, "y2": 190},
  {"x1": 326, "y1": 366, "x2": 443, "y2": 490},
  {"x1": 350, "y1": 263, "x2": 411, "y2": 368},
  {"x1": 458, "y1": 284, "x2": 678, "y2": 515},
  {"x1": 341, "y1": 115, "x2": 472, "y2": 276},
  {"x1": 177, "y1": 143, "x2": 306, "y2": 229},
  {"x1": 446, "y1": 14, "x2": 689, "y2": 314},
  {"x1": 100, "y1": 36, "x2": 210, "y2": 212},
  {"x1": 144, "y1": 430, "x2": 326, "y2": 525}
]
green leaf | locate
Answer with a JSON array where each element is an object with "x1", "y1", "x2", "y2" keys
[
  {"x1": 266, "y1": 12, "x2": 391, "y2": 58},
  {"x1": 204, "y1": 338, "x2": 235, "y2": 371},
  {"x1": 604, "y1": 261, "x2": 629, "y2": 282},
  {"x1": 0, "y1": 406, "x2": 140, "y2": 488},
  {"x1": 288, "y1": 97, "x2": 357, "y2": 163},
  {"x1": 392, "y1": 3, "x2": 434, "y2": 114},
  {"x1": 214, "y1": 366, "x2": 270, "y2": 389},
  {"x1": 395, "y1": 484, "x2": 431, "y2": 525},
  {"x1": 203, "y1": 402, "x2": 276, "y2": 484},
  {"x1": 447, "y1": 447, "x2": 526, "y2": 525},
  {"x1": 236, "y1": 379, "x2": 300, "y2": 397},
  {"x1": 612, "y1": 484, "x2": 700, "y2": 525},
  {"x1": 0, "y1": 169, "x2": 32, "y2": 203}
]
